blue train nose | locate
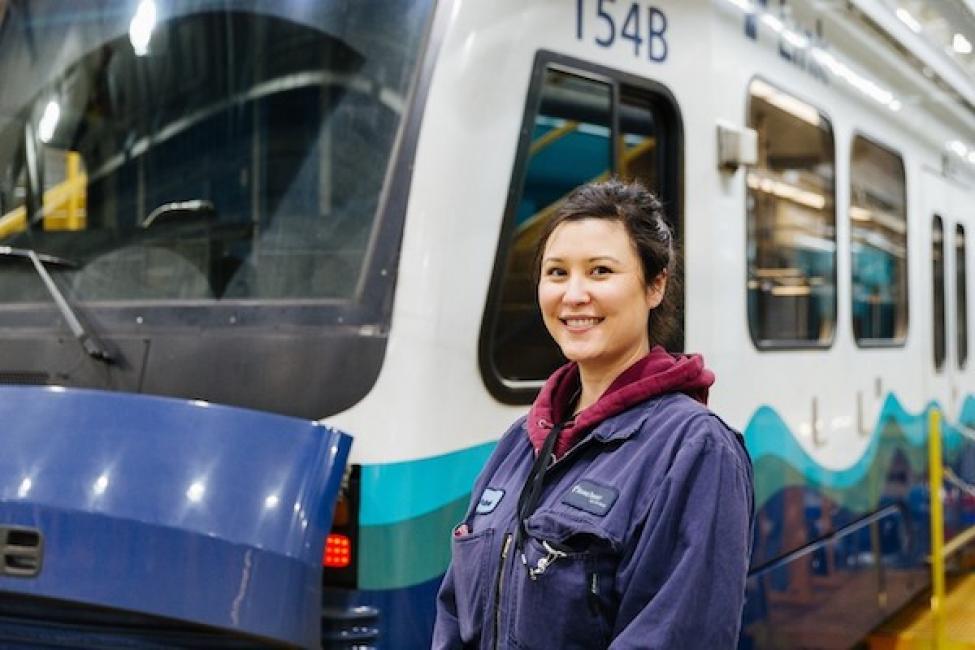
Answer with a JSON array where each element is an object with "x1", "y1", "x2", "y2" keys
[{"x1": 0, "y1": 385, "x2": 352, "y2": 648}]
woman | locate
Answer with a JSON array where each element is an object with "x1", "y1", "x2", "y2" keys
[{"x1": 433, "y1": 179, "x2": 753, "y2": 649}]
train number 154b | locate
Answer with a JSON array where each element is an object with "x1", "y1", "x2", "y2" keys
[{"x1": 576, "y1": 0, "x2": 669, "y2": 62}]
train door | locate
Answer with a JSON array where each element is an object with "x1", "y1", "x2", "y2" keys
[
  {"x1": 920, "y1": 168, "x2": 975, "y2": 548},
  {"x1": 920, "y1": 170, "x2": 956, "y2": 417}
]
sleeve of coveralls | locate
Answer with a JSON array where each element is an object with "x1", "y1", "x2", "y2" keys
[
  {"x1": 431, "y1": 558, "x2": 465, "y2": 650},
  {"x1": 432, "y1": 416, "x2": 527, "y2": 650},
  {"x1": 608, "y1": 425, "x2": 754, "y2": 650}
]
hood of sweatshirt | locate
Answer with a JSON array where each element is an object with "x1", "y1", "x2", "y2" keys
[{"x1": 527, "y1": 346, "x2": 715, "y2": 459}]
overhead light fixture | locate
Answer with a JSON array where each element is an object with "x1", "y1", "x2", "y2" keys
[
  {"x1": 948, "y1": 140, "x2": 968, "y2": 157},
  {"x1": 747, "y1": 172, "x2": 827, "y2": 210},
  {"x1": 38, "y1": 100, "x2": 60, "y2": 143},
  {"x1": 129, "y1": 0, "x2": 156, "y2": 56},
  {"x1": 762, "y1": 14, "x2": 784, "y2": 32},
  {"x1": 724, "y1": 0, "x2": 902, "y2": 113},
  {"x1": 750, "y1": 79, "x2": 822, "y2": 127},
  {"x1": 895, "y1": 8, "x2": 922, "y2": 34},
  {"x1": 724, "y1": 0, "x2": 753, "y2": 10},
  {"x1": 954, "y1": 33, "x2": 973, "y2": 54}
]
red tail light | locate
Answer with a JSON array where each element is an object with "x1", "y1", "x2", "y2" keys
[
  {"x1": 323, "y1": 464, "x2": 358, "y2": 588},
  {"x1": 323, "y1": 533, "x2": 352, "y2": 568}
]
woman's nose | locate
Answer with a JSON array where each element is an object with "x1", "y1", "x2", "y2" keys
[{"x1": 562, "y1": 274, "x2": 590, "y2": 305}]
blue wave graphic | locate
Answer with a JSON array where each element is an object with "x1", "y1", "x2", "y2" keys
[
  {"x1": 357, "y1": 394, "x2": 975, "y2": 527},
  {"x1": 359, "y1": 441, "x2": 496, "y2": 526},
  {"x1": 745, "y1": 393, "x2": 975, "y2": 492}
]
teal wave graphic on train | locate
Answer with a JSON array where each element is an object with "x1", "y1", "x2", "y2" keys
[{"x1": 355, "y1": 394, "x2": 975, "y2": 590}]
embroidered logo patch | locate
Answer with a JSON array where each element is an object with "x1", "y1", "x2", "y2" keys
[
  {"x1": 561, "y1": 480, "x2": 619, "y2": 516},
  {"x1": 476, "y1": 488, "x2": 505, "y2": 514}
]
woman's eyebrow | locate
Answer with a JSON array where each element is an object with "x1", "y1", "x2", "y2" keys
[{"x1": 542, "y1": 255, "x2": 622, "y2": 263}]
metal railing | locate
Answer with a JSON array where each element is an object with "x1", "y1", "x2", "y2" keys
[{"x1": 926, "y1": 409, "x2": 975, "y2": 648}]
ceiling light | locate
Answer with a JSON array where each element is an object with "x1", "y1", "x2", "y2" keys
[
  {"x1": 896, "y1": 8, "x2": 922, "y2": 34},
  {"x1": 129, "y1": 0, "x2": 156, "y2": 56},
  {"x1": 954, "y1": 33, "x2": 973, "y2": 54},
  {"x1": 38, "y1": 101, "x2": 59, "y2": 143},
  {"x1": 948, "y1": 140, "x2": 968, "y2": 157}
]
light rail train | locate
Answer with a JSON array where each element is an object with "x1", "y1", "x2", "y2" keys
[{"x1": 2, "y1": 0, "x2": 975, "y2": 648}]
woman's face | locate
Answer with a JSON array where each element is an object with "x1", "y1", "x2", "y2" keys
[{"x1": 538, "y1": 218, "x2": 665, "y2": 376}]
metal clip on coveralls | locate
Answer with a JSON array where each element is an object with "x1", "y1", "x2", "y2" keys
[{"x1": 514, "y1": 420, "x2": 569, "y2": 580}]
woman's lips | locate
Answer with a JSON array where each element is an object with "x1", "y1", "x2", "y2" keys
[{"x1": 560, "y1": 316, "x2": 604, "y2": 331}]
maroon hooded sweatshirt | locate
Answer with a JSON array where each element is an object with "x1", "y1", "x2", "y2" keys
[{"x1": 527, "y1": 345, "x2": 716, "y2": 459}]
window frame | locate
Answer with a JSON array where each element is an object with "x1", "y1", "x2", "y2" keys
[
  {"x1": 933, "y1": 214, "x2": 947, "y2": 372},
  {"x1": 745, "y1": 75, "x2": 838, "y2": 352},
  {"x1": 478, "y1": 50, "x2": 684, "y2": 405},
  {"x1": 849, "y1": 130, "x2": 909, "y2": 349},
  {"x1": 956, "y1": 222, "x2": 968, "y2": 370}
]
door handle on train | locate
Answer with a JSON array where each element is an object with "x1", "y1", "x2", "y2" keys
[
  {"x1": 857, "y1": 391, "x2": 870, "y2": 437},
  {"x1": 812, "y1": 397, "x2": 825, "y2": 447}
]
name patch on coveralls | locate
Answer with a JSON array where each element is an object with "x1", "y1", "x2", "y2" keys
[
  {"x1": 562, "y1": 480, "x2": 619, "y2": 516},
  {"x1": 476, "y1": 488, "x2": 505, "y2": 514}
]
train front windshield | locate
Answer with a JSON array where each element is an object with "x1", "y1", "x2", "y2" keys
[
  {"x1": 0, "y1": 0, "x2": 428, "y2": 303},
  {"x1": 0, "y1": 1, "x2": 433, "y2": 417}
]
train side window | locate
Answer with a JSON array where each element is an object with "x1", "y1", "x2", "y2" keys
[
  {"x1": 480, "y1": 54, "x2": 682, "y2": 402},
  {"x1": 746, "y1": 79, "x2": 836, "y2": 349},
  {"x1": 933, "y1": 215, "x2": 946, "y2": 371},
  {"x1": 956, "y1": 224, "x2": 967, "y2": 369},
  {"x1": 850, "y1": 135, "x2": 907, "y2": 345}
]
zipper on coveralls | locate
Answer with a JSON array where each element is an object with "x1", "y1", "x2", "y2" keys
[{"x1": 493, "y1": 532, "x2": 513, "y2": 650}]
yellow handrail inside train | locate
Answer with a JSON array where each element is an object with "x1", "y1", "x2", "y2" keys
[
  {"x1": 512, "y1": 133, "x2": 657, "y2": 258},
  {"x1": 0, "y1": 151, "x2": 87, "y2": 239}
]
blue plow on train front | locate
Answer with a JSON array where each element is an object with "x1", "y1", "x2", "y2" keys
[{"x1": 0, "y1": 385, "x2": 351, "y2": 649}]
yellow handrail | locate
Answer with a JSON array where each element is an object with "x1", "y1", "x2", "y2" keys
[
  {"x1": 0, "y1": 151, "x2": 86, "y2": 237},
  {"x1": 938, "y1": 521, "x2": 975, "y2": 559},
  {"x1": 929, "y1": 408, "x2": 946, "y2": 649},
  {"x1": 529, "y1": 121, "x2": 579, "y2": 157}
]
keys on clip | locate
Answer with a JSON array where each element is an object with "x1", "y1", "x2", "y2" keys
[{"x1": 523, "y1": 539, "x2": 568, "y2": 580}]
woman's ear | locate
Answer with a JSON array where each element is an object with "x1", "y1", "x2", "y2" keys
[{"x1": 646, "y1": 271, "x2": 667, "y2": 309}]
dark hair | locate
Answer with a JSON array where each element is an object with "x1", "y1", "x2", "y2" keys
[{"x1": 533, "y1": 178, "x2": 680, "y2": 347}]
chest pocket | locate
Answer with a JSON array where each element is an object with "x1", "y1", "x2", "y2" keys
[
  {"x1": 450, "y1": 527, "x2": 495, "y2": 644},
  {"x1": 510, "y1": 512, "x2": 619, "y2": 649}
]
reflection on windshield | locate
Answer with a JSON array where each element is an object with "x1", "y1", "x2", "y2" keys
[{"x1": 0, "y1": 0, "x2": 433, "y2": 304}]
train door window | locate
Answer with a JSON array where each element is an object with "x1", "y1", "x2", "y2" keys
[
  {"x1": 850, "y1": 135, "x2": 907, "y2": 345},
  {"x1": 956, "y1": 224, "x2": 968, "y2": 369},
  {"x1": 481, "y1": 55, "x2": 682, "y2": 402},
  {"x1": 933, "y1": 215, "x2": 946, "y2": 371},
  {"x1": 746, "y1": 79, "x2": 836, "y2": 348}
]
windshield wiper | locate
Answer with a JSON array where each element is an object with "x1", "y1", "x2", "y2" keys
[{"x1": 0, "y1": 246, "x2": 113, "y2": 363}]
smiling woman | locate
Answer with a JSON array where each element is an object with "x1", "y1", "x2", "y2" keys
[
  {"x1": 434, "y1": 179, "x2": 755, "y2": 649},
  {"x1": 538, "y1": 219, "x2": 663, "y2": 400}
]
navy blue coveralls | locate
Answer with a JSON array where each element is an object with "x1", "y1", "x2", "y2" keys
[{"x1": 433, "y1": 392, "x2": 754, "y2": 649}]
